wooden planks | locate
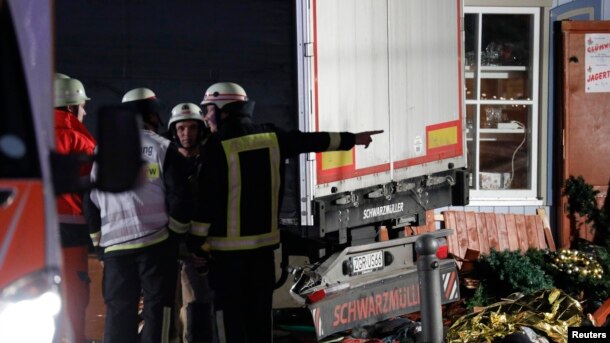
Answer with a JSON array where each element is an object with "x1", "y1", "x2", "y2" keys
[
  {"x1": 404, "y1": 210, "x2": 437, "y2": 236},
  {"x1": 505, "y1": 214, "x2": 520, "y2": 251},
  {"x1": 456, "y1": 211, "x2": 469, "y2": 261},
  {"x1": 444, "y1": 210, "x2": 460, "y2": 260},
  {"x1": 465, "y1": 212, "x2": 481, "y2": 254},
  {"x1": 485, "y1": 212, "x2": 500, "y2": 252},
  {"x1": 537, "y1": 208, "x2": 556, "y2": 251},
  {"x1": 495, "y1": 214, "x2": 509, "y2": 252},
  {"x1": 441, "y1": 210, "x2": 554, "y2": 259}
]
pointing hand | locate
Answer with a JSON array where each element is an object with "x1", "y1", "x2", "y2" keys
[{"x1": 355, "y1": 130, "x2": 384, "y2": 148}]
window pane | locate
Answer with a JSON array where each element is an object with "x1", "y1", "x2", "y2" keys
[
  {"x1": 478, "y1": 105, "x2": 532, "y2": 190},
  {"x1": 480, "y1": 68, "x2": 532, "y2": 101},
  {"x1": 466, "y1": 104, "x2": 477, "y2": 188},
  {"x1": 464, "y1": 13, "x2": 479, "y2": 101},
  {"x1": 480, "y1": 14, "x2": 533, "y2": 100}
]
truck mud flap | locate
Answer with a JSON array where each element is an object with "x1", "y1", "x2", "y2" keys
[{"x1": 307, "y1": 259, "x2": 459, "y2": 339}]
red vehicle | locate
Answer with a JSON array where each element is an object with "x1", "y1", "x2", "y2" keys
[{"x1": 0, "y1": 1, "x2": 139, "y2": 341}]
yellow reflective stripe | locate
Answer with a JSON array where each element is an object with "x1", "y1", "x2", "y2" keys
[
  {"x1": 104, "y1": 230, "x2": 168, "y2": 252},
  {"x1": 89, "y1": 232, "x2": 101, "y2": 247},
  {"x1": 216, "y1": 310, "x2": 227, "y2": 343},
  {"x1": 269, "y1": 136, "x2": 280, "y2": 234},
  {"x1": 208, "y1": 231, "x2": 280, "y2": 251},
  {"x1": 161, "y1": 306, "x2": 171, "y2": 343},
  {"x1": 327, "y1": 132, "x2": 341, "y2": 150},
  {"x1": 225, "y1": 151, "x2": 241, "y2": 238},
  {"x1": 221, "y1": 132, "x2": 281, "y2": 238},
  {"x1": 191, "y1": 221, "x2": 210, "y2": 237},
  {"x1": 168, "y1": 217, "x2": 190, "y2": 234}
]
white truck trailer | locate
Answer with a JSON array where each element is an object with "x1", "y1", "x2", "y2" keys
[{"x1": 279, "y1": 0, "x2": 468, "y2": 338}]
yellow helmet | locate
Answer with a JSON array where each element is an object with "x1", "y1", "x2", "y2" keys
[
  {"x1": 200, "y1": 82, "x2": 248, "y2": 110},
  {"x1": 54, "y1": 78, "x2": 90, "y2": 107}
]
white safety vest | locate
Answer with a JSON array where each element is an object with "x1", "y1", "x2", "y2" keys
[{"x1": 90, "y1": 130, "x2": 171, "y2": 250}]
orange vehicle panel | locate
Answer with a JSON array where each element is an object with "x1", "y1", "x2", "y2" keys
[{"x1": 0, "y1": 180, "x2": 47, "y2": 289}]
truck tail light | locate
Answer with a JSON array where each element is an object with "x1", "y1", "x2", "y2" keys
[
  {"x1": 306, "y1": 289, "x2": 326, "y2": 304},
  {"x1": 415, "y1": 237, "x2": 449, "y2": 260},
  {"x1": 306, "y1": 282, "x2": 350, "y2": 305},
  {"x1": 429, "y1": 237, "x2": 448, "y2": 259}
]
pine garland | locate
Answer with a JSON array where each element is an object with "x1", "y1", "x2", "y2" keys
[
  {"x1": 563, "y1": 175, "x2": 610, "y2": 247},
  {"x1": 467, "y1": 249, "x2": 554, "y2": 308}
]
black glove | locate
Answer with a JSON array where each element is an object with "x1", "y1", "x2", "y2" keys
[{"x1": 185, "y1": 235, "x2": 208, "y2": 258}]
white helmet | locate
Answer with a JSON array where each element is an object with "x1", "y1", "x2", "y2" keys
[
  {"x1": 121, "y1": 87, "x2": 163, "y2": 131},
  {"x1": 122, "y1": 87, "x2": 158, "y2": 103},
  {"x1": 54, "y1": 78, "x2": 90, "y2": 107},
  {"x1": 55, "y1": 73, "x2": 70, "y2": 79},
  {"x1": 168, "y1": 103, "x2": 205, "y2": 129},
  {"x1": 200, "y1": 82, "x2": 248, "y2": 109}
]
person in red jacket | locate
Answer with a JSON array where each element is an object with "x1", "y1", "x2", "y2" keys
[{"x1": 54, "y1": 75, "x2": 96, "y2": 342}]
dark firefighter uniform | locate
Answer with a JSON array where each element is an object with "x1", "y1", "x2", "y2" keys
[{"x1": 192, "y1": 114, "x2": 358, "y2": 342}]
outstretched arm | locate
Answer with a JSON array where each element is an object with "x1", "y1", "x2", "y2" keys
[
  {"x1": 278, "y1": 127, "x2": 384, "y2": 158},
  {"x1": 354, "y1": 130, "x2": 384, "y2": 148}
]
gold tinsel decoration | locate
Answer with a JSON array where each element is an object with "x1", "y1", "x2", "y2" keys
[
  {"x1": 446, "y1": 288, "x2": 583, "y2": 343},
  {"x1": 549, "y1": 249, "x2": 603, "y2": 279}
]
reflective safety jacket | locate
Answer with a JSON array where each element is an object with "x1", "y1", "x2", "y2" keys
[
  {"x1": 86, "y1": 130, "x2": 192, "y2": 257},
  {"x1": 54, "y1": 109, "x2": 96, "y2": 225},
  {"x1": 192, "y1": 116, "x2": 356, "y2": 253}
]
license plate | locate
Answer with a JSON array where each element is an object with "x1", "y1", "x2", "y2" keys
[{"x1": 350, "y1": 250, "x2": 384, "y2": 275}]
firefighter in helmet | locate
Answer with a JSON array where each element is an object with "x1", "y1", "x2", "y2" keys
[
  {"x1": 168, "y1": 102, "x2": 208, "y2": 157},
  {"x1": 84, "y1": 88, "x2": 193, "y2": 343},
  {"x1": 54, "y1": 75, "x2": 96, "y2": 342},
  {"x1": 121, "y1": 87, "x2": 164, "y2": 133},
  {"x1": 167, "y1": 102, "x2": 213, "y2": 342},
  {"x1": 192, "y1": 81, "x2": 382, "y2": 342}
]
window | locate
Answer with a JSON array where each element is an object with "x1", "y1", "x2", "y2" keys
[{"x1": 464, "y1": 7, "x2": 540, "y2": 202}]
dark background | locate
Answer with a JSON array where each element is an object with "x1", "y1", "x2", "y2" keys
[
  {"x1": 55, "y1": 0, "x2": 301, "y2": 221},
  {"x1": 55, "y1": 0, "x2": 297, "y2": 137}
]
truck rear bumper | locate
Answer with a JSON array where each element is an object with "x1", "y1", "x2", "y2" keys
[{"x1": 306, "y1": 259, "x2": 459, "y2": 339}]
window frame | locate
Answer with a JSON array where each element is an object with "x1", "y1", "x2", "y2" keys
[{"x1": 465, "y1": 6, "x2": 541, "y2": 204}]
